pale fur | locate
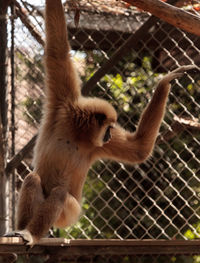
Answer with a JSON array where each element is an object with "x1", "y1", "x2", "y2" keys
[{"x1": 15, "y1": 0, "x2": 198, "y2": 246}]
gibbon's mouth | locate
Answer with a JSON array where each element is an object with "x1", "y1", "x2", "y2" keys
[{"x1": 103, "y1": 126, "x2": 113, "y2": 143}]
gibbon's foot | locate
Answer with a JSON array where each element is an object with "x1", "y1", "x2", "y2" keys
[{"x1": 4, "y1": 230, "x2": 37, "y2": 247}]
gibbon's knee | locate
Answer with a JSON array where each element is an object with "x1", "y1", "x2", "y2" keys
[
  {"x1": 54, "y1": 193, "x2": 81, "y2": 228},
  {"x1": 17, "y1": 173, "x2": 44, "y2": 230}
]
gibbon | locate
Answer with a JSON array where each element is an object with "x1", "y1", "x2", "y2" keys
[{"x1": 10, "y1": 0, "x2": 198, "y2": 245}]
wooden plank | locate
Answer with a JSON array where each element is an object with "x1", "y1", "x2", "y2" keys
[
  {"x1": 1, "y1": 238, "x2": 200, "y2": 256},
  {"x1": 2, "y1": 237, "x2": 200, "y2": 247}
]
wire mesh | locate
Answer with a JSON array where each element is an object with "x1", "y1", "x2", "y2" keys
[{"x1": 6, "y1": 0, "x2": 200, "y2": 243}]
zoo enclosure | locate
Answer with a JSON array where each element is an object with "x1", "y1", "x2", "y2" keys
[{"x1": 0, "y1": 0, "x2": 200, "y2": 261}]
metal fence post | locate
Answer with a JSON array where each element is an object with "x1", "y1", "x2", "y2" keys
[{"x1": 0, "y1": 0, "x2": 10, "y2": 235}]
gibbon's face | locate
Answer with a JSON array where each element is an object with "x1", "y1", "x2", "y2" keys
[{"x1": 73, "y1": 98, "x2": 117, "y2": 148}]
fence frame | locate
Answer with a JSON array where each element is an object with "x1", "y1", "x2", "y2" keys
[{"x1": 0, "y1": 0, "x2": 200, "y2": 261}]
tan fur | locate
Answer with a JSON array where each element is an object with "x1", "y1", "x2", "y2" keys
[{"x1": 15, "y1": 0, "x2": 198, "y2": 246}]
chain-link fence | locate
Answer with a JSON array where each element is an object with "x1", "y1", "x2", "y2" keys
[{"x1": 3, "y1": 0, "x2": 200, "y2": 260}]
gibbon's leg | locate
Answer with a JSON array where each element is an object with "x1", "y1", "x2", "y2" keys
[
  {"x1": 19, "y1": 186, "x2": 80, "y2": 245},
  {"x1": 16, "y1": 173, "x2": 44, "y2": 230},
  {"x1": 98, "y1": 65, "x2": 199, "y2": 163},
  {"x1": 15, "y1": 177, "x2": 80, "y2": 246},
  {"x1": 23, "y1": 186, "x2": 68, "y2": 245}
]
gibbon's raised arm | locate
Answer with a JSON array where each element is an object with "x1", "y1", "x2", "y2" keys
[
  {"x1": 45, "y1": 0, "x2": 81, "y2": 102},
  {"x1": 98, "y1": 66, "x2": 198, "y2": 164}
]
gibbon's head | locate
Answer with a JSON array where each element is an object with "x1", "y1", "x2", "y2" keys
[{"x1": 73, "y1": 97, "x2": 117, "y2": 148}]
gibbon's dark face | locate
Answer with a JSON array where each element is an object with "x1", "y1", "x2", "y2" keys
[{"x1": 73, "y1": 97, "x2": 117, "y2": 147}]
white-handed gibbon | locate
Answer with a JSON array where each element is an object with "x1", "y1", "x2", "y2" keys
[{"x1": 9, "y1": 0, "x2": 198, "y2": 245}]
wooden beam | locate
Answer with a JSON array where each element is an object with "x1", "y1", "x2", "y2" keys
[
  {"x1": 13, "y1": 0, "x2": 44, "y2": 46},
  {"x1": 122, "y1": 0, "x2": 200, "y2": 37},
  {"x1": 6, "y1": 135, "x2": 37, "y2": 174}
]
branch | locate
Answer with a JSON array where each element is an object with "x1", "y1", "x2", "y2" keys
[
  {"x1": 157, "y1": 116, "x2": 200, "y2": 143},
  {"x1": 6, "y1": 135, "x2": 37, "y2": 174},
  {"x1": 122, "y1": 0, "x2": 200, "y2": 37},
  {"x1": 13, "y1": 0, "x2": 44, "y2": 46}
]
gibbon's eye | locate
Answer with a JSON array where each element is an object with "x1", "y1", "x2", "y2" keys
[{"x1": 103, "y1": 126, "x2": 113, "y2": 143}]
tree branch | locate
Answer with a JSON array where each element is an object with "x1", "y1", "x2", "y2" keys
[
  {"x1": 13, "y1": 0, "x2": 44, "y2": 46},
  {"x1": 122, "y1": 0, "x2": 200, "y2": 37},
  {"x1": 157, "y1": 116, "x2": 200, "y2": 143}
]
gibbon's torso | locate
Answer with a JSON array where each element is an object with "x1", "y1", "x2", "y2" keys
[{"x1": 32, "y1": 103, "x2": 92, "y2": 201}]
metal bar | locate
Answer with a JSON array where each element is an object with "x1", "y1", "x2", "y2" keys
[
  {"x1": 0, "y1": 0, "x2": 10, "y2": 236},
  {"x1": 10, "y1": 2, "x2": 16, "y2": 231}
]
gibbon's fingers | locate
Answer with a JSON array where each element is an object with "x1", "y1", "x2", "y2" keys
[
  {"x1": 172, "y1": 65, "x2": 200, "y2": 74},
  {"x1": 45, "y1": 0, "x2": 81, "y2": 102},
  {"x1": 159, "y1": 65, "x2": 200, "y2": 86}
]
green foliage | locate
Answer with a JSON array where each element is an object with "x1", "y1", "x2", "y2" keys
[{"x1": 184, "y1": 222, "x2": 200, "y2": 240}]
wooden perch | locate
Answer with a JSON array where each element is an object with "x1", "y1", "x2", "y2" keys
[
  {"x1": 122, "y1": 0, "x2": 200, "y2": 37},
  {"x1": 1, "y1": 238, "x2": 200, "y2": 260}
]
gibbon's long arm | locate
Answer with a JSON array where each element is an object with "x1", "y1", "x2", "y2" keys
[
  {"x1": 99, "y1": 65, "x2": 198, "y2": 163},
  {"x1": 45, "y1": 0, "x2": 81, "y2": 103}
]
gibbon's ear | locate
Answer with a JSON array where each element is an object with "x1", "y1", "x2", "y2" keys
[{"x1": 94, "y1": 113, "x2": 107, "y2": 126}]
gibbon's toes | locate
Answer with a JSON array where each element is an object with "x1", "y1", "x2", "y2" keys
[
  {"x1": 17, "y1": 229, "x2": 37, "y2": 247},
  {"x1": 48, "y1": 229, "x2": 55, "y2": 238},
  {"x1": 4, "y1": 230, "x2": 36, "y2": 247}
]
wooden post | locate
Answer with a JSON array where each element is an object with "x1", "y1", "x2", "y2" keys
[{"x1": 0, "y1": 0, "x2": 11, "y2": 235}]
